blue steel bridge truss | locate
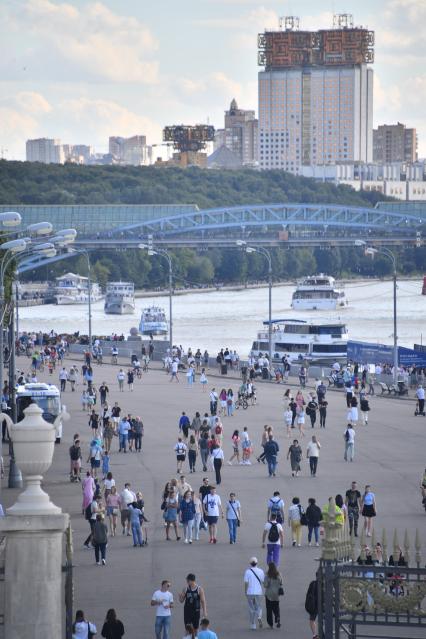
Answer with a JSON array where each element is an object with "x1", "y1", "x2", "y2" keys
[{"x1": 96, "y1": 203, "x2": 424, "y2": 243}]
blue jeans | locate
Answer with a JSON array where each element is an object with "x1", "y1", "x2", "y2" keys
[
  {"x1": 344, "y1": 442, "x2": 354, "y2": 461},
  {"x1": 131, "y1": 522, "x2": 143, "y2": 546},
  {"x1": 266, "y1": 543, "x2": 281, "y2": 565},
  {"x1": 308, "y1": 524, "x2": 319, "y2": 543},
  {"x1": 119, "y1": 434, "x2": 128, "y2": 452},
  {"x1": 266, "y1": 457, "x2": 277, "y2": 476},
  {"x1": 227, "y1": 518, "x2": 238, "y2": 543},
  {"x1": 155, "y1": 615, "x2": 171, "y2": 639}
]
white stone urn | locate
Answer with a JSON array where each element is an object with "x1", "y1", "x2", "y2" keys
[{"x1": 7, "y1": 403, "x2": 62, "y2": 516}]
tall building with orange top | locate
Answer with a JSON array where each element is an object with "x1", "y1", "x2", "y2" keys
[{"x1": 258, "y1": 15, "x2": 374, "y2": 173}]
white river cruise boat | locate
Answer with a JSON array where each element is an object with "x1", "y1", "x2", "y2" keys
[
  {"x1": 291, "y1": 274, "x2": 347, "y2": 310},
  {"x1": 139, "y1": 305, "x2": 168, "y2": 336},
  {"x1": 250, "y1": 319, "x2": 348, "y2": 364},
  {"x1": 104, "y1": 281, "x2": 135, "y2": 315},
  {"x1": 54, "y1": 273, "x2": 103, "y2": 305}
]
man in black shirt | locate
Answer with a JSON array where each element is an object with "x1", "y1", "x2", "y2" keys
[{"x1": 345, "y1": 481, "x2": 361, "y2": 536}]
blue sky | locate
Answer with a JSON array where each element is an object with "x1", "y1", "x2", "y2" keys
[{"x1": 1, "y1": 0, "x2": 425, "y2": 160}]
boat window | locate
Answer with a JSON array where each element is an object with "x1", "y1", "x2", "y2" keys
[
  {"x1": 275, "y1": 342, "x2": 309, "y2": 352},
  {"x1": 311, "y1": 344, "x2": 347, "y2": 353},
  {"x1": 284, "y1": 325, "x2": 310, "y2": 334}
]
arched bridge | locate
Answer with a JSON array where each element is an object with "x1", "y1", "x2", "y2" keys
[{"x1": 82, "y1": 202, "x2": 423, "y2": 247}]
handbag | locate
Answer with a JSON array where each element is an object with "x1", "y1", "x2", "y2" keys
[
  {"x1": 87, "y1": 621, "x2": 95, "y2": 639},
  {"x1": 229, "y1": 501, "x2": 240, "y2": 527},
  {"x1": 278, "y1": 585, "x2": 284, "y2": 596},
  {"x1": 298, "y1": 504, "x2": 308, "y2": 526},
  {"x1": 112, "y1": 508, "x2": 119, "y2": 516}
]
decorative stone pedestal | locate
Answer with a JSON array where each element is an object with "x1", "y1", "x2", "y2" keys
[
  {"x1": 0, "y1": 514, "x2": 69, "y2": 639},
  {"x1": 0, "y1": 404, "x2": 69, "y2": 638}
]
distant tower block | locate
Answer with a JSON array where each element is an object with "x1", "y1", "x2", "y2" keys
[{"x1": 163, "y1": 125, "x2": 215, "y2": 168}]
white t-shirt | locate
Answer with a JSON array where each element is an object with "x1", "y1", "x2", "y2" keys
[
  {"x1": 117, "y1": 371, "x2": 125, "y2": 381},
  {"x1": 211, "y1": 448, "x2": 224, "y2": 460},
  {"x1": 175, "y1": 442, "x2": 187, "y2": 456},
  {"x1": 203, "y1": 493, "x2": 221, "y2": 516},
  {"x1": 306, "y1": 441, "x2": 320, "y2": 457},
  {"x1": 72, "y1": 621, "x2": 97, "y2": 639},
  {"x1": 264, "y1": 521, "x2": 283, "y2": 545},
  {"x1": 104, "y1": 478, "x2": 115, "y2": 490},
  {"x1": 152, "y1": 590, "x2": 173, "y2": 616},
  {"x1": 171, "y1": 361, "x2": 178, "y2": 373},
  {"x1": 284, "y1": 410, "x2": 292, "y2": 425},
  {"x1": 244, "y1": 566, "x2": 265, "y2": 595}
]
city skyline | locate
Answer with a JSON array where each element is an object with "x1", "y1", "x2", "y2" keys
[{"x1": 0, "y1": 0, "x2": 425, "y2": 160}]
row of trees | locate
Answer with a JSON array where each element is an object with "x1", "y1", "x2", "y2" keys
[
  {"x1": 22, "y1": 244, "x2": 426, "y2": 290},
  {"x1": 1, "y1": 161, "x2": 423, "y2": 286}
]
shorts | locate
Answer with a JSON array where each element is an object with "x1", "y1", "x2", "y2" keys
[
  {"x1": 121, "y1": 509, "x2": 130, "y2": 526},
  {"x1": 70, "y1": 459, "x2": 81, "y2": 471},
  {"x1": 90, "y1": 458, "x2": 101, "y2": 468},
  {"x1": 207, "y1": 516, "x2": 218, "y2": 525},
  {"x1": 309, "y1": 614, "x2": 317, "y2": 622},
  {"x1": 177, "y1": 455, "x2": 185, "y2": 462}
]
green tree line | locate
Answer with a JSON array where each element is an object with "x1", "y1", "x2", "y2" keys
[{"x1": 1, "y1": 161, "x2": 424, "y2": 286}]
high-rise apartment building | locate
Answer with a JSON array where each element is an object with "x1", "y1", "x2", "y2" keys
[
  {"x1": 26, "y1": 138, "x2": 64, "y2": 164},
  {"x1": 373, "y1": 122, "x2": 418, "y2": 164},
  {"x1": 258, "y1": 15, "x2": 374, "y2": 173},
  {"x1": 214, "y1": 99, "x2": 258, "y2": 166},
  {"x1": 108, "y1": 135, "x2": 151, "y2": 165}
]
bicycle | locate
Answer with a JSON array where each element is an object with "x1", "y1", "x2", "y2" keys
[{"x1": 235, "y1": 396, "x2": 248, "y2": 410}]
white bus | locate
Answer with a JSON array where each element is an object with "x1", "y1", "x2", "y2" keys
[{"x1": 16, "y1": 383, "x2": 64, "y2": 443}]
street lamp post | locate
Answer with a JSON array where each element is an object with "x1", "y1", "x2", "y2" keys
[
  {"x1": 356, "y1": 241, "x2": 398, "y2": 383},
  {"x1": 237, "y1": 242, "x2": 273, "y2": 370},
  {"x1": 139, "y1": 245, "x2": 173, "y2": 352}
]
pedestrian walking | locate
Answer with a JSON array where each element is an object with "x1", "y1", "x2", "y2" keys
[
  {"x1": 129, "y1": 502, "x2": 144, "y2": 547},
  {"x1": 151, "y1": 580, "x2": 174, "y2": 639},
  {"x1": 288, "y1": 497, "x2": 303, "y2": 547},
  {"x1": 180, "y1": 490, "x2": 196, "y2": 543},
  {"x1": 284, "y1": 406, "x2": 293, "y2": 437},
  {"x1": 226, "y1": 491, "x2": 241, "y2": 544},
  {"x1": 416, "y1": 384, "x2": 425, "y2": 415},
  {"x1": 59, "y1": 366, "x2": 68, "y2": 392},
  {"x1": 244, "y1": 557, "x2": 265, "y2": 630},
  {"x1": 306, "y1": 435, "x2": 321, "y2": 477},
  {"x1": 202, "y1": 485, "x2": 224, "y2": 543},
  {"x1": 187, "y1": 435, "x2": 198, "y2": 473},
  {"x1": 267, "y1": 491, "x2": 285, "y2": 524},
  {"x1": 226, "y1": 388, "x2": 234, "y2": 416},
  {"x1": 287, "y1": 440, "x2": 302, "y2": 477},
  {"x1": 199, "y1": 433, "x2": 209, "y2": 471},
  {"x1": 89, "y1": 410, "x2": 99, "y2": 439},
  {"x1": 192, "y1": 491, "x2": 202, "y2": 541},
  {"x1": 106, "y1": 485, "x2": 119, "y2": 536},
  {"x1": 127, "y1": 369, "x2": 134, "y2": 391},
  {"x1": 118, "y1": 416, "x2": 130, "y2": 453},
  {"x1": 175, "y1": 438, "x2": 188, "y2": 474},
  {"x1": 360, "y1": 395, "x2": 370, "y2": 424},
  {"x1": 319, "y1": 400, "x2": 328, "y2": 428},
  {"x1": 164, "y1": 488, "x2": 181, "y2": 541},
  {"x1": 304, "y1": 580, "x2": 319, "y2": 639},
  {"x1": 361, "y1": 484, "x2": 377, "y2": 537},
  {"x1": 179, "y1": 574, "x2": 207, "y2": 632},
  {"x1": 117, "y1": 369, "x2": 125, "y2": 391},
  {"x1": 306, "y1": 395, "x2": 318, "y2": 428},
  {"x1": 200, "y1": 369, "x2": 208, "y2": 391},
  {"x1": 119, "y1": 483, "x2": 135, "y2": 536},
  {"x1": 209, "y1": 388, "x2": 218, "y2": 415},
  {"x1": 264, "y1": 562, "x2": 283, "y2": 629},
  {"x1": 263, "y1": 435, "x2": 279, "y2": 477},
  {"x1": 262, "y1": 513, "x2": 284, "y2": 565},
  {"x1": 228, "y1": 430, "x2": 240, "y2": 465},
  {"x1": 72, "y1": 610, "x2": 97, "y2": 638},
  {"x1": 99, "y1": 382, "x2": 109, "y2": 406},
  {"x1": 170, "y1": 359, "x2": 180, "y2": 382},
  {"x1": 297, "y1": 405, "x2": 306, "y2": 437},
  {"x1": 92, "y1": 513, "x2": 108, "y2": 565},
  {"x1": 348, "y1": 395, "x2": 358, "y2": 424},
  {"x1": 211, "y1": 444, "x2": 224, "y2": 485},
  {"x1": 101, "y1": 608, "x2": 125, "y2": 639},
  {"x1": 305, "y1": 498, "x2": 322, "y2": 546},
  {"x1": 198, "y1": 618, "x2": 218, "y2": 639},
  {"x1": 345, "y1": 481, "x2": 361, "y2": 537},
  {"x1": 344, "y1": 423, "x2": 355, "y2": 462}
]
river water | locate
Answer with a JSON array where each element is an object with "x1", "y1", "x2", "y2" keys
[{"x1": 18, "y1": 279, "x2": 425, "y2": 355}]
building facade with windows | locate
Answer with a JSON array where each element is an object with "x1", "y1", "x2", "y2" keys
[
  {"x1": 258, "y1": 15, "x2": 374, "y2": 173},
  {"x1": 373, "y1": 122, "x2": 418, "y2": 164},
  {"x1": 214, "y1": 99, "x2": 258, "y2": 166},
  {"x1": 26, "y1": 138, "x2": 65, "y2": 164}
]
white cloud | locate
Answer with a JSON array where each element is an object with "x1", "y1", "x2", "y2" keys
[{"x1": 6, "y1": 0, "x2": 159, "y2": 83}]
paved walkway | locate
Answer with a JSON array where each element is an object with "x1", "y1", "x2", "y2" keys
[{"x1": 2, "y1": 357, "x2": 425, "y2": 638}]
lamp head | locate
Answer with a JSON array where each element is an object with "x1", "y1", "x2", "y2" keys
[
  {"x1": 354, "y1": 240, "x2": 366, "y2": 247},
  {"x1": 1, "y1": 238, "x2": 27, "y2": 253},
  {"x1": 236, "y1": 240, "x2": 246, "y2": 247},
  {"x1": 26, "y1": 221, "x2": 53, "y2": 236},
  {"x1": 245, "y1": 247, "x2": 256, "y2": 254},
  {"x1": 0, "y1": 211, "x2": 22, "y2": 227},
  {"x1": 56, "y1": 228, "x2": 77, "y2": 239}
]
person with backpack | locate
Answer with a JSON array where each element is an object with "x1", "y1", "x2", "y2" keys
[
  {"x1": 69, "y1": 438, "x2": 82, "y2": 481},
  {"x1": 304, "y1": 579, "x2": 319, "y2": 639},
  {"x1": 306, "y1": 395, "x2": 318, "y2": 428},
  {"x1": 174, "y1": 438, "x2": 188, "y2": 474},
  {"x1": 262, "y1": 513, "x2": 284, "y2": 565},
  {"x1": 288, "y1": 497, "x2": 304, "y2": 547},
  {"x1": 267, "y1": 491, "x2": 285, "y2": 524},
  {"x1": 72, "y1": 609, "x2": 97, "y2": 638}
]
